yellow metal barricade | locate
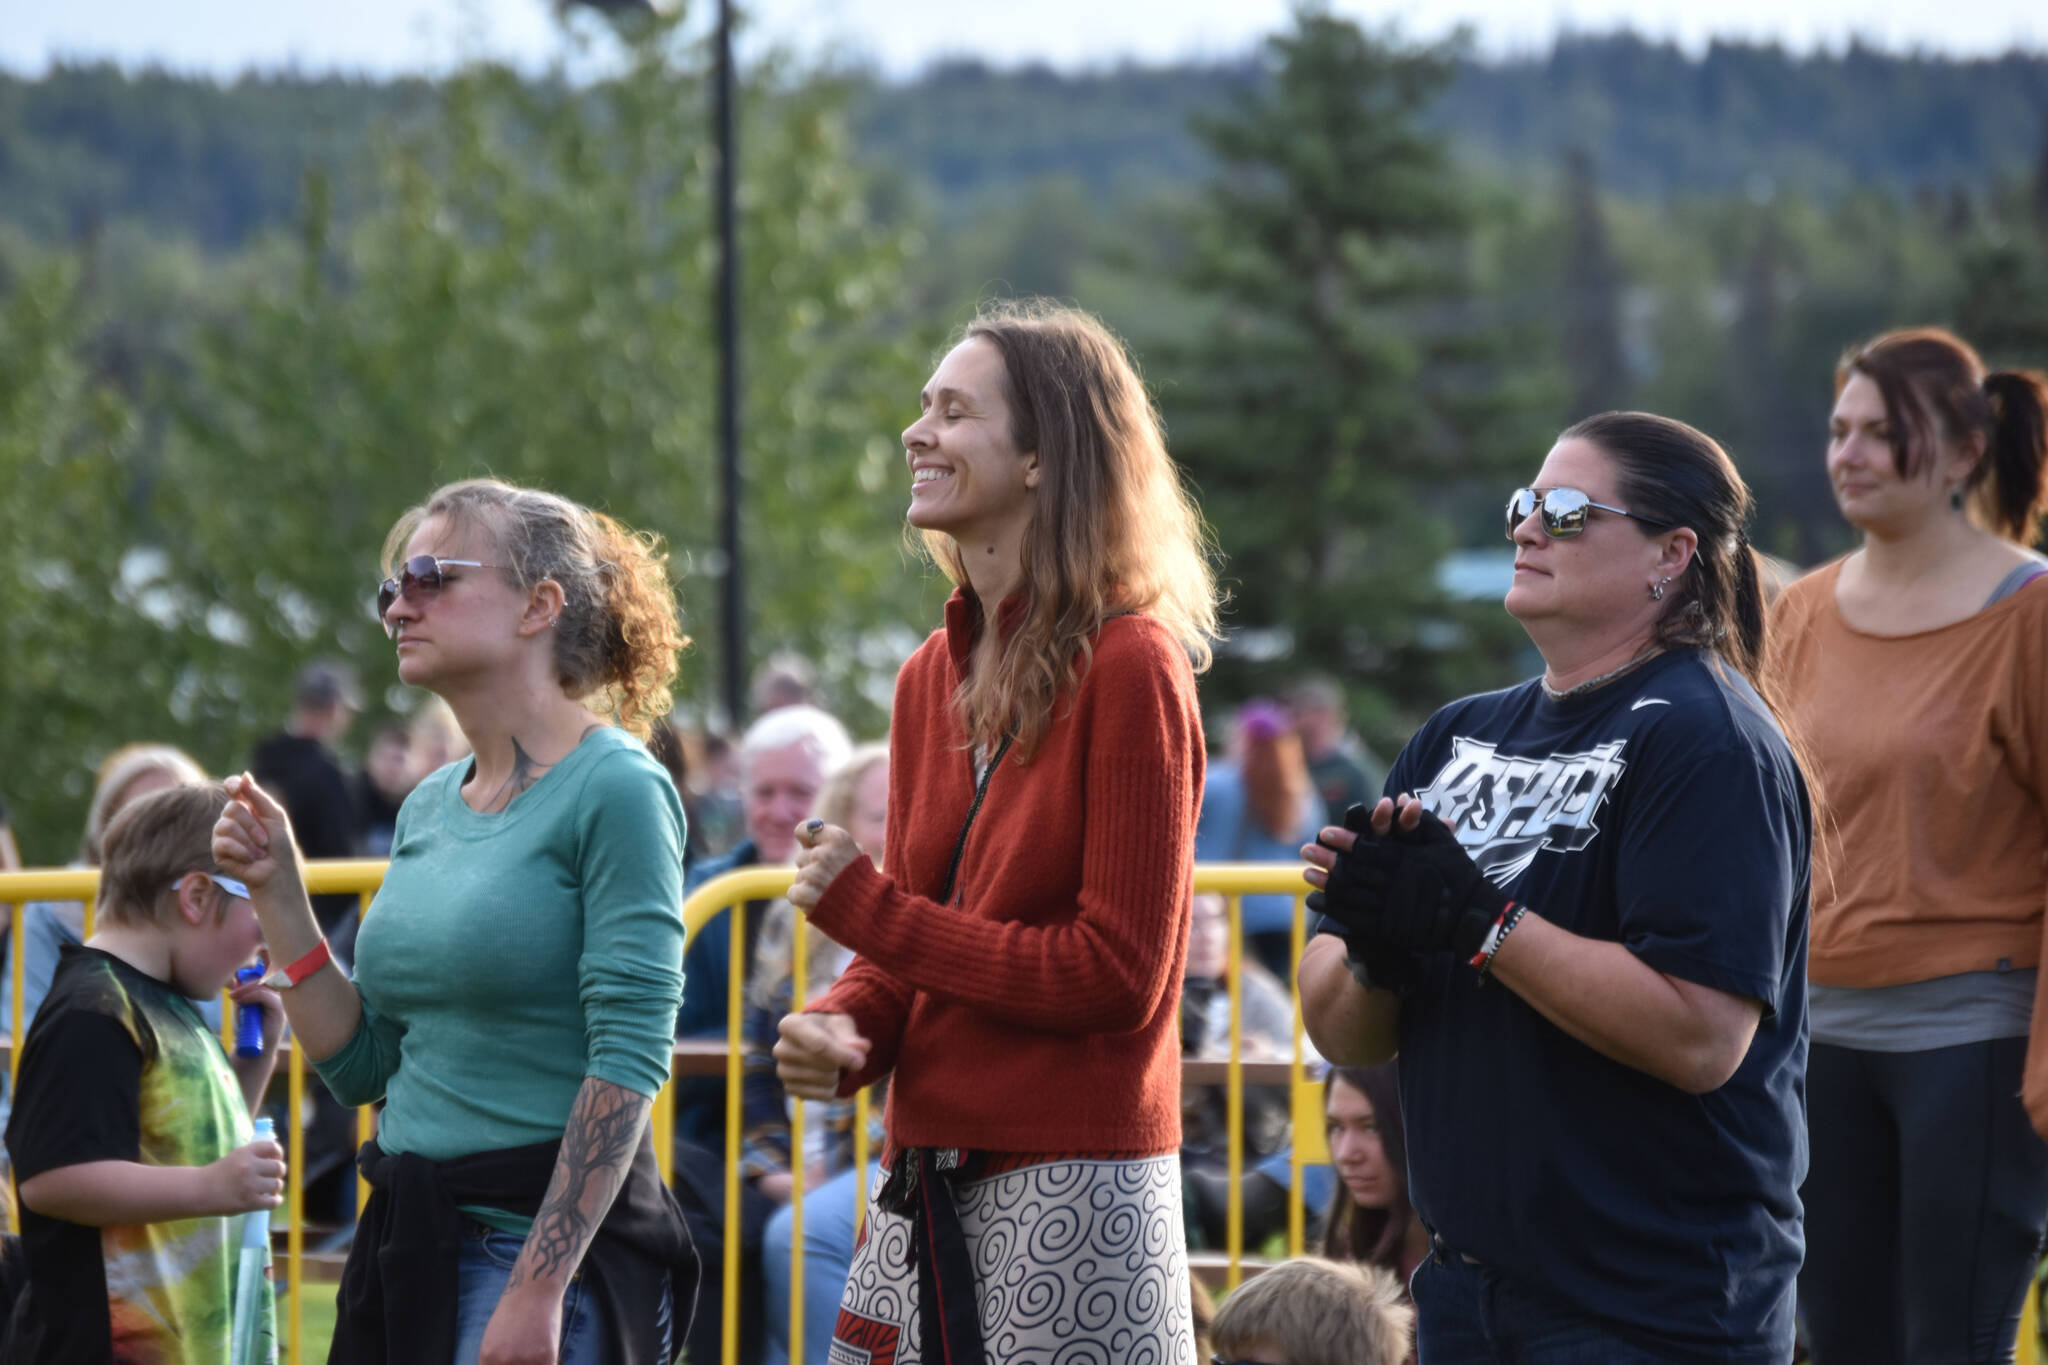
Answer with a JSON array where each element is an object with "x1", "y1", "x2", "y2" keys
[
  {"x1": 679, "y1": 864, "x2": 1327, "y2": 1362},
  {"x1": 1, "y1": 862, "x2": 1335, "y2": 1365}
]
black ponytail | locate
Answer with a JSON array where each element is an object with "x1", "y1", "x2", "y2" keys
[{"x1": 1562, "y1": 411, "x2": 1770, "y2": 697}]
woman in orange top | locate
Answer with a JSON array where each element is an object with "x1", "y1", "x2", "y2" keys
[
  {"x1": 774, "y1": 301, "x2": 1222, "y2": 1364},
  {"x1": 1770, "y1": 327, "x2": 2048, "y2": 1363}
]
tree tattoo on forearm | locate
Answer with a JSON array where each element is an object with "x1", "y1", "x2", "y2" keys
[{"x1": 510, "y1": 1077, "x2": 649, "y2": 1290}]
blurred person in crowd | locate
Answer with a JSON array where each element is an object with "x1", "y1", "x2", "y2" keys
[
  {"x1": 1285, "y1": 675, "x2": 1387, "y2": 828},
  {"x1": 0, "y1": 795, "x2": 18, "y2": 871},
  {"x1": 354, "y1": 722, "x2": 414, "y2": 859},
  {"x1": 250, "y1": 660, "x2": 362, "y2": 949},
  {"x1": 1321, "y1": 1064, "x2": 1424, "y2": 1294},
  {"x1": 1302, "y1": 413, "x2": 1810, "y2": 1363},
  {"x1": 778, "y1": 301, "x2": 1220, "y2": 1362},
  {"x1": 750, "y1": 743, "x2": 889, "y2": 1365},
  {"x1": 750, "y1": 651, "x2": 818, "y2": 718},
  {"x1": 1179, "y1": 891, "x2": 1327, "y2": 1251},
  {"x1": 405, "y1": 694, "x2": 471, "y2": 783},
  {"x1": 1196, "y1": 698, "x2": 1324, "y2": 982},
  {"x1": 2, "y1": 744, "x2": 210, "y2": 1050},
  {"x1": 1209, "y1": 1258, "x2": 1413, "y2": 1365},
  {"x1": 686, "y1": 730, "x2": 746, "y2": 866},
  {"x1": 668, "y1": 706, "x2": 850, "y2": 1365},
  {"x1": 644, "y1": 718, "x2": 711, "y2": 868},
  {"x1": 213, "y1": 477, "x2": 695, "y2": 1363},
  {"x1": 1771, "y1": 328, "x2": 2048, "y2": 1364},
  {"x1": 675, "y1": 704, "x2": 851, "y2": 1143}
]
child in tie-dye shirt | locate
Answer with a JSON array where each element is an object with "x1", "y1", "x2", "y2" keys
[{"x1": 5, "y1": 783, "x2": 284, "y2": 1364}]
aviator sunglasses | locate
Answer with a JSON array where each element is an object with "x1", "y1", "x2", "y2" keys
[
  {"x1": 376, "y1": 555, "x2": 500, "y2": 634},
  {"x1": 1505, "y1": 487, "x2": 1674, "y2": 541}
]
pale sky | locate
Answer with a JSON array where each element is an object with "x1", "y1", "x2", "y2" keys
[{"x1": 3, "y1": 0, "x2": 2042, "y2": 80}]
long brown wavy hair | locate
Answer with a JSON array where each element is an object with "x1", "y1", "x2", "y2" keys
[{"x1": 922, "y1": 300, "x2": 1222, "y2": 760}]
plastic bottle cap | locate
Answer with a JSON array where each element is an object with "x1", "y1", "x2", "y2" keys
[{"x1": 253, "y1": 1118, "x2": 275, "y2": 1141}]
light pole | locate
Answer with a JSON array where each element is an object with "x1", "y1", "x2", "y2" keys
[
  {"x1": 568, "y1": 0, "x2": 745, "y2": 728},
  {"x1": 711, "y1": 0, "x2": 743, "y2": 731}
]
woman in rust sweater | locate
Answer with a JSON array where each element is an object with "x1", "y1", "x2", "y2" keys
[
  {"x1": 775, "y1": 300, "x2": 1220, "y2": 1364},
  {"x1": 1771, "y1": 328, "x2": 2048, "y2": 1363}
]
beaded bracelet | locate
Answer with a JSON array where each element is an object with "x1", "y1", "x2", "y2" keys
[{"x1": 1471, "y1": 903, "x2": 1528, "y2": 979}]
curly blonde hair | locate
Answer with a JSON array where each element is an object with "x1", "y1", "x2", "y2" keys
[
  {"x1": 383, "y1": 479, "x2": 688, "y2": 738},
  {"x1": 924, "y1": 300, "x2": 1222, "y2": 761}
]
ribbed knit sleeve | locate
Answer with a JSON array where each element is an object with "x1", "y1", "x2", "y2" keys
[
  {"x1": 809, "y1": 699, "x2": 926, "y2": 1093},
  {"x1": 806, "y1": 624, "x2": 1201, "y2": 1035}
]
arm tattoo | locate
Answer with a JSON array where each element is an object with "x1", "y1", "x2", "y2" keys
[{"x1": 509, "y1": 1077, "x2": 650, "y2": 1290}]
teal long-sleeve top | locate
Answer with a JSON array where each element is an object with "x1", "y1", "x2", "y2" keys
[{"x1": 313, "y1": 727, "x2": 685, "y2": 1192}]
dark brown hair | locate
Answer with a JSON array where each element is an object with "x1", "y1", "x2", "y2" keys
[
  {"x1": 1837, "y1": 327, "x2": 2048, "y2": 546},
  {"x1": 1319, "y1": 1063, "x2": 1414, "y2": 1272},
  {"x1": 1562, "y1": 412, "x2": 1775, "y2": 701}
]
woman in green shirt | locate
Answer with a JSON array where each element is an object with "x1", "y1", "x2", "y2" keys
[{"x1": 214, "y1": 477, "x2": 694, "y2": 1365}]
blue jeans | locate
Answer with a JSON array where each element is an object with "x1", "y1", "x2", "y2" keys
[
  {"x1": 1411, "y1": 1249, "x2": 1677, "y2": 1364},
  {"x1": 451, "y1": 1218, "x2": 671, "y2": 1364},
  {"x1": 761, "y1": 1163, "x2": 877, "y2": 1365}
]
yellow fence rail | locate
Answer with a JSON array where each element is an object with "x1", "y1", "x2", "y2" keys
[{"x1": 13, "y1": 861, "x2": 1956, "y2": 1365}]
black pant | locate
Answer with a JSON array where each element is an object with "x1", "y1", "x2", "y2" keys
[{"x1": 1801, "y1": 1037, "x2": 2048, "y2": 1364}]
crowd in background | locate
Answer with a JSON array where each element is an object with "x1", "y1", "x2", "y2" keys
[{"x1": 0, "y1": 315, "x2": 2043, "y2": 1365}]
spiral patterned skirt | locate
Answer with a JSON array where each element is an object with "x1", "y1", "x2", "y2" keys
[{"x1": 829, "y1": 1155, "x2": 1194, "y2": 1365}]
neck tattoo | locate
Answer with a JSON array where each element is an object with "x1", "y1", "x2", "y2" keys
[{"x1": 1541, "y1": 644, "x2": 1666, "y2": 701}]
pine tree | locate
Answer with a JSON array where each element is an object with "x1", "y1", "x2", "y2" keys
[
  {"x1": 1561, "y1": 146, "x2": 1630, "y2": 418},
  {"x1": 1155, "y1": 8, "x2": 1546, "y2": 732}
]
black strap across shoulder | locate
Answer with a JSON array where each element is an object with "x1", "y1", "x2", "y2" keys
[
  {"x1": 934, "y1": 608, "x2": 1135, "y2": 906},
  {"x1": 937, "y1": 734, "x2": 1011, "y2": 906}
]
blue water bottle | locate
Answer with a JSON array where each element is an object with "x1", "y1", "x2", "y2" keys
[{"x1": 234, "y1": 965, "x2": 265, "y2": 1058}]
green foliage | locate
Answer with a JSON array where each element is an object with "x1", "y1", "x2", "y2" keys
[
  {"x1": 153, "y1": 22, "x2": 939, "y2": 747},
  {"x1": 0, "y1": 258, "x2": 170, "y2": 860},
  {"x1": 2, "y1": 19, "x2": 938, "y2": 853},
  {"x1": 1153, "y1": 12, "x2": 1553, "y2": 740},
  {"x1": 6, "y1": 20, "x2": 2048, "y2": 849}
]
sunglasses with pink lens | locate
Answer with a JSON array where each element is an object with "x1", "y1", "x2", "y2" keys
[{"x1": 377, "y1": 555, "x2": 499, "y2": 634}]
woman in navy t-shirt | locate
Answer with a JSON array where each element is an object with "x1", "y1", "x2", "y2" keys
[{"x1": 1300, "y1": 412, "x2": 1811, "y2": 1365}]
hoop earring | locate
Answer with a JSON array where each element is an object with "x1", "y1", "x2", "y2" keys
[{"x1": 1648, "y1": 577, "x2": 1671, "y2": 602}]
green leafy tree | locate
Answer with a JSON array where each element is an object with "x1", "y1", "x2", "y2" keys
[
  {"x1": 1156, "y1": 7, "x2": 1550, "y2": 740},
  {"x1": 0, "y1": 258, "x2": 183, "y2": 861},
  {"x1": 154, "y1": 19, "x2": 936, "y2": 759}
]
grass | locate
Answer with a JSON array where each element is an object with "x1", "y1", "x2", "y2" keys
[{"x1": 278, "y1": 1279, "x2": 338, "y2": 1362}]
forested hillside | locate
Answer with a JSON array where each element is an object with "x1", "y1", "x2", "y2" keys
[
  {"x1": 4, "y1": 35, "x2": 2045, "y2": 249},
  {"x1": 4, "y1": 15, "x2": 2047, "y2": 858}
]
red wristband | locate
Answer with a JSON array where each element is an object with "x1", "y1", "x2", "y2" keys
[
  {"x1": 1468, "y1": 901, "x2": 1519, "y2": 972},
  {"x1": 263, "y1": 939, "x2": 332, "y2": 989}
]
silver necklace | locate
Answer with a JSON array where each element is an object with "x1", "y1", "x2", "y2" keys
[{"x1": 1541, "y1": 645, "x2": 1666, "y2": 701}]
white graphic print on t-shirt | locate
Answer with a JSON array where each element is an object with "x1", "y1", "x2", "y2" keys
[{"x1": 1413, "y1": 736, "x2": 1628, "y2": 882}]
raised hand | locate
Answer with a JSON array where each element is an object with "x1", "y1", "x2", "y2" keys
[
  {"x1": 788, "y1": 819, "x2": 865, "y2": 911},
  {"x1": 213, "y1": 774, "x2": 305, "y2": 903}
]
